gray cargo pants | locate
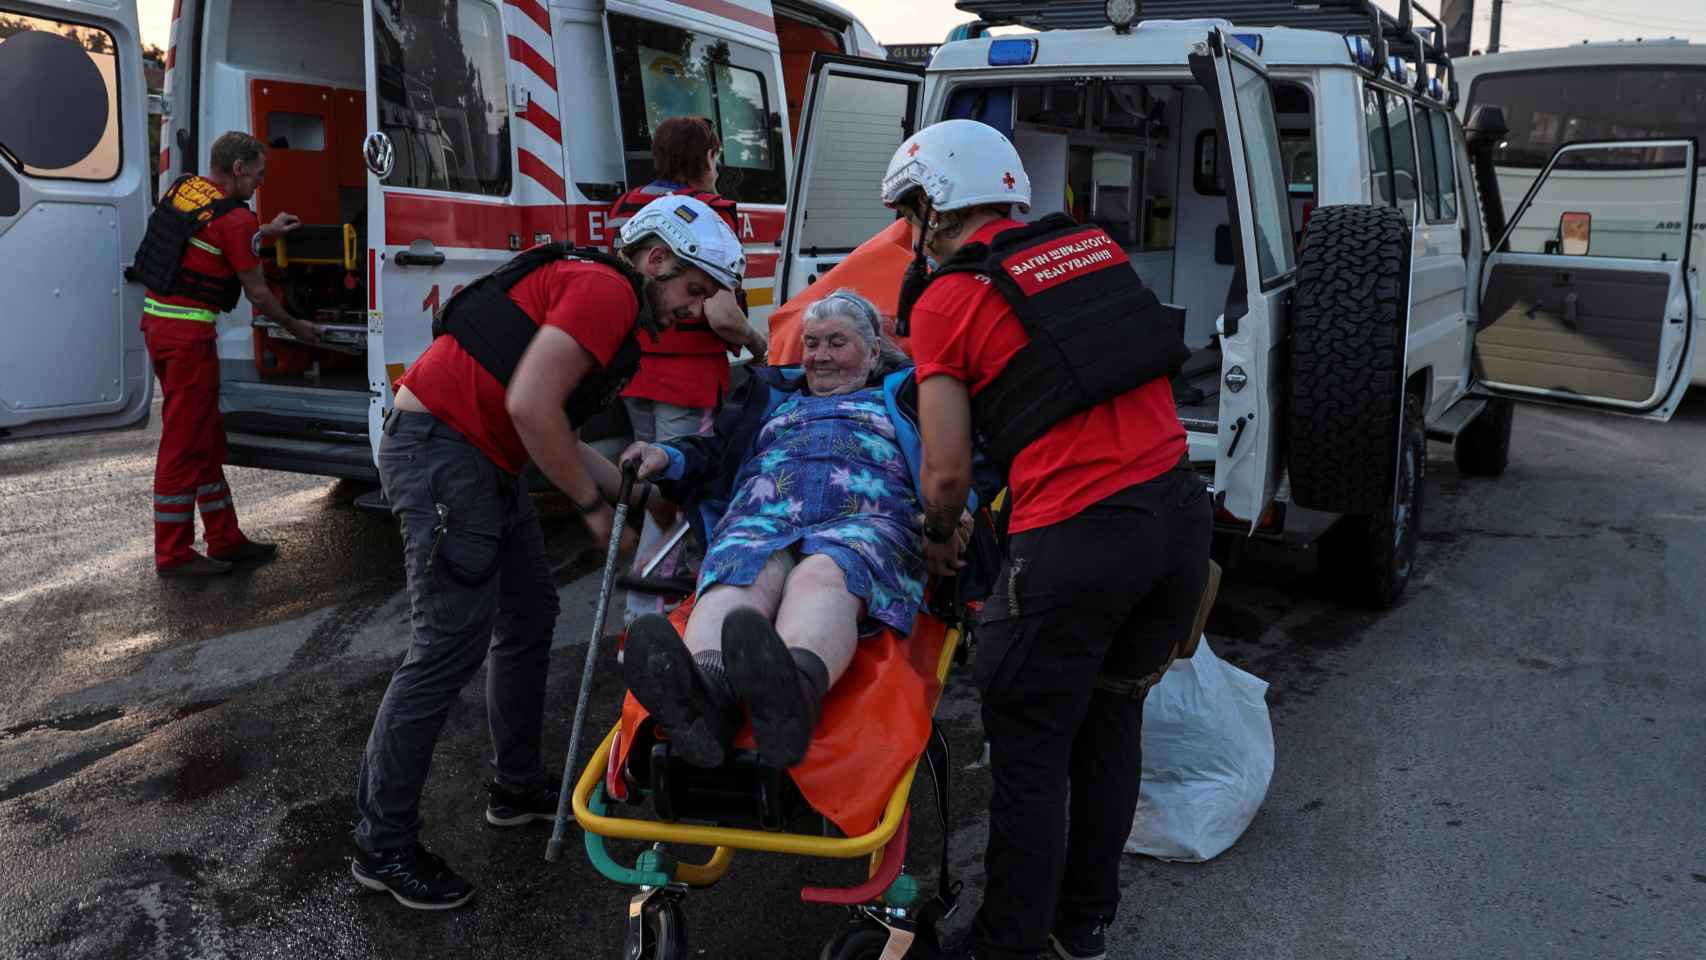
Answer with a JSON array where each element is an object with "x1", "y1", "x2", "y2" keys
[{"x1": 353, "y1": 409, "x2": 561, "y2": 852}]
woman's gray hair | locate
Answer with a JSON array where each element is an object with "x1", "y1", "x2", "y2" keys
[{"x1": 802, "y1": 288, "x2": 912, "y2": 382}]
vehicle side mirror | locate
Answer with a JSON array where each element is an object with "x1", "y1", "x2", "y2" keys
[
  {"x1": 363, "y1": 131, "x2": 394, "y2": 180},
  {"x1": 1463, "y1": 104, "x2": 1508, "y2": 150}
]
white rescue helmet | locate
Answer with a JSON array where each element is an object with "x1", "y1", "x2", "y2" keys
[
  {"x1": 881, "y1": 119, "x2": 1031, "y2": 214},
  {"x1": 617, "y1": 194, "x2": 746, "y2": 291}
]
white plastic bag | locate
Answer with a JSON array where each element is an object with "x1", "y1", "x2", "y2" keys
[{"x1": 1123, "y1": 637, "x2": 1273, "y2": 862}]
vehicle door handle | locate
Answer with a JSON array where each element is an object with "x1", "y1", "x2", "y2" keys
[
  {"x1": 1563, "y1": 292, "x2": 1578, "y2": 330},
  {"x1": 393, "y1": 241, "x2": 445, "y2": 267}
]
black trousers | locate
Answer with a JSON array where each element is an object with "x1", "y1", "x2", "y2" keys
[
  {"x1": 354, "y1": 410, "x2": 561, "y2": 852},
  {"x1": 969, "y1": 467, "x2": 1212, "y2": 958}
]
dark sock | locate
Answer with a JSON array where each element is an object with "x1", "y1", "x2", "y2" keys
[
  {"x1": 692, "y1": 649, "x2": 738, "y2": 703},
  {"x1": 788, "y1": 647, "x2": 830, "y2": 702}
]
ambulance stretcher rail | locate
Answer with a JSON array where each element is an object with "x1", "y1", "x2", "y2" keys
[{"x1": 570, "y1": 625, "x2": 960, "y2": 900}]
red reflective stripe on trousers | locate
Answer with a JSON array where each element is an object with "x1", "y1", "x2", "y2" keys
[{"x1": 144, "y1": 318, "x2": 245, "y2": 567}]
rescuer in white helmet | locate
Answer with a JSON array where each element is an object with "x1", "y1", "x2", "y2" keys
[
  {"x1": 886, "y1": 119, "x2": 1208, "y2": 960},
  {"x1": 350, "y1": 194, "x2": 743, "y2": 912}
]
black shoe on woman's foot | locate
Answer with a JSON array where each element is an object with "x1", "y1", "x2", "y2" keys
[
  {"x1": 622, "y1": 614, "x2": 737, "y2": 768},
  {"x1": 721, "y1": 608, "x2": 818, "y2": 769}
]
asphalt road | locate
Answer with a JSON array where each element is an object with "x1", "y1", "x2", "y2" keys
[{"x1": 2, "y1": 392, "x2": 1703, "y2": 960}]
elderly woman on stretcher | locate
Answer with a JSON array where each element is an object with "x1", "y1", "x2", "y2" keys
[{"x1": 619, "y1": 289, "x2": 974, "y2": 772}]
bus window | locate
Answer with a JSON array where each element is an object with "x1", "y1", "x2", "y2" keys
[{"x1": 1467, "y1": 67, "x2": 1706, "y2": 169}]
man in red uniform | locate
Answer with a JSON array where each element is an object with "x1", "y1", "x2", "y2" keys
[
  {"x1": 606, "y1": 116, "x2": 767, "y2": 621},
  {"x1": 132, "y1": 131, "x2": 324, "y2": 577},
  {"x1": 350, "y1": 195, "x2": 746, "y2": 911},
  {"x1": 886, "y1": 121, "x2": 1210, "y2": 960}
]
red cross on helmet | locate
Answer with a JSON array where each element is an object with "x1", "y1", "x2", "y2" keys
[{"x1": 881, "y1": 119, "x2": 1032, "y2": 214}]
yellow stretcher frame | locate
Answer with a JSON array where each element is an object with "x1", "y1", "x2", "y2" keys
[
  {"x1": 571, "y1": 625, "x2": 962, "y2": 886},
  {"x1": 275, "y1": 223, "x2": 358, "y2": 271}
]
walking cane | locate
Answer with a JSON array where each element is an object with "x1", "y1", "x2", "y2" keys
[{"x1": 546, "y1": 459, "x2": 641, "y2": 862}]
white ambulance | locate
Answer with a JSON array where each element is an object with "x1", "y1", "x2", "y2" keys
[{"x1": 0, "y1": 0, "x2": 881, "y2": 478}]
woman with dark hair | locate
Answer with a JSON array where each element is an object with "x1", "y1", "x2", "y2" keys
[{"x1": 608, "y1": 116, "x2": 769, "y2": 622}]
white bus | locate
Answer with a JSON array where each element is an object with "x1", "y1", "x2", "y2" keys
[{"x1": 1456, "y1": 39, "x2": 1706, "y2": 385}]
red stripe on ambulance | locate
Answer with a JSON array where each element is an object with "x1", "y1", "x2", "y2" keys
[
  {"x1": 670, "y1": 0, "x2": 775, "y2": 32},
  {"x1": 507, "y1": 35, "x2": 556, "y2": 89},
  {"x1": 522, "y1": 99, "x2": 562, "y2": 144},
  {"x1": 506, "y1": 0, "x2": 552, "y2": 34},
  {"x1": 517, "y1": 150, "x2": 567, "y2": 202}
]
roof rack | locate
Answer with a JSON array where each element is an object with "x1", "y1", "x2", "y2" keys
[{"x1": 952, "y1": 0, "x2": 1458, "y2": 104}]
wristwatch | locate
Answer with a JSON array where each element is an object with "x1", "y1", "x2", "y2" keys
[{"x1": 923, "y1": 521, "x2": 954, "y2": 544}]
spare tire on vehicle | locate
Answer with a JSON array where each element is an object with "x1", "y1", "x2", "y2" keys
[{"x1": 1286, "y1": 204, "x2": 1411, "y2": 515}]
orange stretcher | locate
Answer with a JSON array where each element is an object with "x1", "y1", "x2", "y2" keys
[{"x1": 568, "y1": 590, "x2": 966, "y2": 960}]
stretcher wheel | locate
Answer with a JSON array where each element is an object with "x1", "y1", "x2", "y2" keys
[
  {"x1": 627, "y1": 897, "x2": 688, "y2": 960},
  {"x1": 818, "y1": 918, "x2": 892, "y2": 960}
]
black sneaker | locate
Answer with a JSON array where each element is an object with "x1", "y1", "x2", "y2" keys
[
  {"x1": 1049, "y1": 924, "x2": 1107, "y2": 960},
  {"x1": 485, "y1": 775, "x2": 562, "y2": 827},
  {"x1": 623, "y1": 613, "x2": 738, "y2": 769},
  {"x1": 350, "y1": 842, "x2": 475, "y2": 910}
]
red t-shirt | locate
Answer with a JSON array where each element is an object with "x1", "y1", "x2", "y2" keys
[
  {"x1": 910, "y1": 219, "x2": 1187, "y2": 534},
  {"x1": 607, "y1": 182, "x2": 739, "y2": 410},
  {"x1": 141, "y1": 176, "x2": 260, "y2": 341},
  {"x1": 400, "y1": 260, "x2": 638, "y2": 473}
]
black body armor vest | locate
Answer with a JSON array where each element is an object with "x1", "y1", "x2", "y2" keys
[
  {"x1": 925, "y1": 214, "x2": 1189, "y2": 467},
  {"x1": 126, "y1": 174, "x2": 249, "y2": 311},
  {"x1": 431, "y1": 243, "x2": 650, "y2": 428}
]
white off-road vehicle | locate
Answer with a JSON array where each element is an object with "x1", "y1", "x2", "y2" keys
[{"x1": 771, "y1": 0, "x2": 1698, "y2": 607}]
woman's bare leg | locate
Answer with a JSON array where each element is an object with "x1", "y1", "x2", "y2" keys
[
  {"x1": 772, "y1": 554, "x2": 863, "y2": 686},
  {"x1": 682, "y1": 551, "x2": 794, "y2": 655}
]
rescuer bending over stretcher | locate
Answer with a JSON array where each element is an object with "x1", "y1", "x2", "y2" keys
[{"x1": 619, "y1": 290, "x2": 971, "y2": 771}]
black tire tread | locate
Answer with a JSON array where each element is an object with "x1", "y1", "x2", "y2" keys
[
  {"x1": 1288, "y1": 205, "x2": 1412, "y2": 514},
  {"x1": 1318, "y1": 393, "x2": 1427, "y2": 610}
]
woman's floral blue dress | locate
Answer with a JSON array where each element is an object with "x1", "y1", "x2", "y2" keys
[{"x1": 697, "y1": 387, "x2": 925, "y2": 634}]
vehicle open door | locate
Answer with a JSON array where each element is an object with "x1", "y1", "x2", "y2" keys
[
  {"x1": 1190, "y1": 30, "x2": 1298, "y2": 526},
  {"x1": 0, "y1": 0, "x2": 151, "y2": 441},
  {"x1": 1475, "y1": 138, "x2": 1698, "y2": 420},
  {"x1": 777, "y1": 54, "x2": 923, "y2": 305},
  {"x1": 362, "y1": 0, "x2": 526, "y2": 458}
]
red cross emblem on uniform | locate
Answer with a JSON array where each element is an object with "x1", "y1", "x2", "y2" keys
[
  {"x1": 907, "y1": 142, "x2": 920, "y2": 157},
  {"x1": 1002, "y1": 171, "x2": 1016, "y2": 189}
]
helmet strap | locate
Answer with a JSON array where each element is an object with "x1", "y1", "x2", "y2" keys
[{"x1": 894, "y1": 197, "x2": 935, "y2": 338}]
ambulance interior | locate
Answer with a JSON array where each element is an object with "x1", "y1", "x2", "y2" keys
[
  {"x1": 950, "y1": 78, "x2": 1313, "y2": 430},
  {"x1": 195, "y1": 0, "x2": 371, "y2": 424}
]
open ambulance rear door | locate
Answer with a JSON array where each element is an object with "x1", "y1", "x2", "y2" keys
[
  {"x1": 361, "y1": 0, "x2": 553, "y2": 462},
  {"x1": 0, "y1": 0, "x2": 151, "y2": 441},
  {"x1": 778, "y1": 54, "x2": 922, "y2": 305},
  {"x1": 1190, "y1": 30, "x2": 1297, "y2": 527},
  {"x1": 1474, "y1": 138, "x2": 1698, "y2": 421}
]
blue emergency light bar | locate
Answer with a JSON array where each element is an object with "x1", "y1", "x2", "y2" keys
[
  {"x1": 987, "y1": 37, "x2": 1039, "y2": 65},
  {"x1": 1346, "y1": 35, "x2": 1375, "y2": 68}
]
